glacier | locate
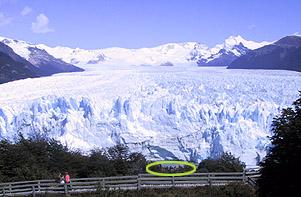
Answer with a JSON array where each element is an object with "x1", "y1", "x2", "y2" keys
[{"x1": 0, "y1": 65, "x2": 300, "y2": 166}]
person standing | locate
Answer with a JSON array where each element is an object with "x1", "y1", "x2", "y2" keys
[
  {"x1": 65, "y1": 172, "x2": 71, "y2": 189},
  {"x1": 59, "y1": 173, "x2": 65, "y2": 184},
  {"x1": 65, "y1": 172, "x2": 70, "y2": 183}
]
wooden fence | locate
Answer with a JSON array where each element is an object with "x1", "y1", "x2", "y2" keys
[{"x1": 0, "y1": 170, "x2": 260, "y2": 196}]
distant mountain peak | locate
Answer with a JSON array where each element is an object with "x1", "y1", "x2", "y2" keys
[
  {"x1": 222, "y1": 35, "x2": 270, "y2": 50},
  {"x1": 224, "y1": 35, "x2": 246, "y2": 46}
]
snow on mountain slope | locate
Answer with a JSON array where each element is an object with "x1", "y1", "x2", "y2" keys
[
  {"x1": 211, "y1": 35, "x2": 270, "y2": 55},
  {"x1": 0, "y1": 36, "x2": 32, "y2": 59},
  {"x1": 196, "y1": 36, "x2": 271, "y2": 66},
  {"x1": 0, "y1": 66, "x2": 300, "y2": 165},
  {"x1": 37, "y1": 42, "x2": 210, "y2": 66},
  {"x1": 0, "y1": 35, "x2": 270, "y2": 67},
  {"x1": 0, "y1": 36, "x2": 84, "y2": 76}
]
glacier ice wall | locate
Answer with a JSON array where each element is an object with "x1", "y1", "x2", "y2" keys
[{"x1": 0, "y1": 66, "x2": 300, "y2": 165}]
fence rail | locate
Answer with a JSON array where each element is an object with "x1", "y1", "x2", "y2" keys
[{"x1": 0, "y1": 170, "x2": 260, "y2": 196}]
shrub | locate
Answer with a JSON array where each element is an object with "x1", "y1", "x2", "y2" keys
[{"x1": 197, "y1": 152, "x2": 245, "y2": 172}]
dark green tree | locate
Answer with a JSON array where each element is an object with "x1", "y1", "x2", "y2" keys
[
  {"x1": 258, "y1": 94, "x2": 301, "y2": 197},
  {"x1": 107, "y1": 144, "x2": 147, "y2": 175},
  {"x1": 128, "y1": 152, "x2": 147, "y2": 174},
  {"x1": 85, "y1": 149, "x2": 115, "y2": 177},
  {"x1": 107, "y1": 144, "x2": 130, "y2": 175},
  {"x1": 197, "y1": 152, "x2": 245, "y2": 172}
]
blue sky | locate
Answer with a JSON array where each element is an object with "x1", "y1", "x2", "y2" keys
[{"x1": 0, "y1": 0, "x2": 300, "y2": 49}]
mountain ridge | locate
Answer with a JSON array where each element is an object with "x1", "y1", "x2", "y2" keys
[
  {"x1": 228, "y1": 35, "x2": 301, "y2": 72},
  {"x1": 0, "y1": 40, "x2": 84, "y2": 84},
  {"x1": 0, "y1": 42, "x2": 40, "y2": 84},
  {"x1": 0, "y1": 35, "x2": 270, "y2": 67}
]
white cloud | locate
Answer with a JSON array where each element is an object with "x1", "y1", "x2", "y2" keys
[
  {"x1": 293, "y1": 32, "x2": 301, "y2": 36},
  {"x1": 31, "y1": 13, "x2": 54, "y2": 33},
  {"x1": 21, "y1": 6, "x2": 32, "y2": 16},
  {"x1": 0, "y1": 12, "x2": 12, "y2": 26}
]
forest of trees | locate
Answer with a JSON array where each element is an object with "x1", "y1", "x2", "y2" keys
[
  {"x1": 0, "y1": 134, "x2": 245, "y2": 183},
  {"x1": 0, "y1": 135, "x2": 147, "y2": 182}
]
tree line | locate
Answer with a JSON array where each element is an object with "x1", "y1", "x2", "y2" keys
[
  {"x1": 0, "y1": 134, "x2": 245, "y2": 182},
  {"x1": 0, "y1": 135, "x2": 147, "y2": 182}
]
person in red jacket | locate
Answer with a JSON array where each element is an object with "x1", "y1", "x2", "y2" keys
[{"x1": 65, "y1": 172, "x2": 71, "y2": 189}]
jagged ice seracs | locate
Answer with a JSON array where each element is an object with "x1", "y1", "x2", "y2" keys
[{"x1": 0, "y1": 65, "x2": 300, "y2": 166}]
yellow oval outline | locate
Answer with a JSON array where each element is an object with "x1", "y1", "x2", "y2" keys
[{"x1": 145, "y1": 160, "x2": 197, "y2": 177}]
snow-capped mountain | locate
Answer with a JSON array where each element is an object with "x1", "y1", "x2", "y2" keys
[
  {"x1": 196, "y1": 36, "x2": 270, "y2": 66},
  {"x1": 0, "y1": 35, "x2": 270, "y2": 67},
  {"x1": 0, "y1": 42, "x2": 39, "y2": 84},
  {"x1": 229, "y1": 35, "x2": 301, "y2": 72},
  {"x1": 26, "y1": 47, "x2": 84, "y2": 76},
  {"x1": 0, "y1": 37, "x2": 83, "y2": 77}
]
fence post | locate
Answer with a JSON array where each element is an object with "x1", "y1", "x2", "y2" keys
[
  {"x1": 2, "y1": 187, "x2": 5, "y2": 196},
  {"x1": 38, "y1": 181, "x2": 41, "y2": 192},
  {"x1": 208, "y1": 173, "x2": 213, "y2": 197},
  {"x1": 208, "y1": 173, "x2": 212, "y2": 187},
  {"x1": 172, "y1": 176, "x2": 175, "y2": 187},
  {"x1": 32, "y1": 185, "x2": 36, "y2": 197},
  {"x1": 137, "y1": 174, "x2": 141, "y2": 190},
  {"x1": 9, "y1": 184, "x2": 12, "y2": 194},
  {"x1": 64, "y1": 183, "x2": 68, "y2": 195},
  {"x1": 243, "y1": 169, "x2": 246, "y2": 183},
  {"x1": 102, "y1": 178, "x2": 105, "y2": 190}
]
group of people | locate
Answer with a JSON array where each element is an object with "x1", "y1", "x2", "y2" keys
[{"x1": 57, "y1": 172, "x2": 71, "y2": 185}]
